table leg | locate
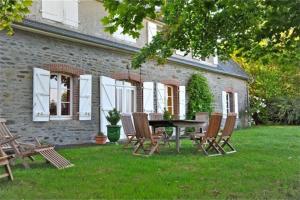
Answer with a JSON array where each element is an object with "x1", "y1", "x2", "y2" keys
[{"x1": 176, "y1": 126, "x2": 180, "y2": 153}]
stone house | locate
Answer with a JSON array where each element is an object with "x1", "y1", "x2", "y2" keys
[{"x1": 0, "y1": 0, "x2": 249, "y2": 145}]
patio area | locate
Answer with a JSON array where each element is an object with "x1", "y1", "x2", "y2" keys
[{"x1": 0, "y1": 126, "x2": 299, "y2": 199}]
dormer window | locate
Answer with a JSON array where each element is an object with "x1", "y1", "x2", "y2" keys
[
  {"x1": 42, "y1": 0, "x2": 79, "y2": 28},
  {"x1": 113, "y1": 27, "x2": 136, "y2": 43}
]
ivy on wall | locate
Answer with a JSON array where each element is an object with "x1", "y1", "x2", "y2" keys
[{"x1": 186, "y1": 74, "x2": 213, "y2": 120}]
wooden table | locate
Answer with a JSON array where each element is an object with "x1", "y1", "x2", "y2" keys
[{"x1": 149, "y1": 120, "x2": 205, "y2": 153}]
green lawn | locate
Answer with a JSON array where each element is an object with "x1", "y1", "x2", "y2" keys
[{"x1": 0, "y1": 126, "x2": 299, "y2": 199}]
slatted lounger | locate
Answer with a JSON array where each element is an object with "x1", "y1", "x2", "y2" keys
[{"x1": 0, "y1": 118, "x2": 73, "y2": 169}]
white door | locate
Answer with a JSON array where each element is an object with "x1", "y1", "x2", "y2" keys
[{"x1": 100, "y1": 76, "x2": 116, "y2": 136}]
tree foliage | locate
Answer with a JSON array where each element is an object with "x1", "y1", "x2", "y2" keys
[
  {"x1": 101, "y1": 0, "x2": 299, "y2": 68},
  {"x1": 0, "y1": 0, "x2": 32, "y2": 35},
  {"x1": 186, "y1": 74, "x2": 213, "y2": 120}
]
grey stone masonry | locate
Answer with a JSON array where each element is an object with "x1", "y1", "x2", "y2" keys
[{"x1": 0, "y1": 29, "x2": 249, "y2": 145}]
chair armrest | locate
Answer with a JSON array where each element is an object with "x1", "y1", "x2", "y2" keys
[{"x1": 0, "y1": 135, "x2": 20, "y2": 145}]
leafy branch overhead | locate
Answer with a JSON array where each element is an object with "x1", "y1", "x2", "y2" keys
[
  {"x1": 102, "y1": 0, "x2": 299, "y2": 68},
  {"x1": 0, "y1": 0, "x2": 32, "y2": 35}
]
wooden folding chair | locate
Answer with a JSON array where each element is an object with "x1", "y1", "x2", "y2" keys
[
  {"x1": 0, "y1": 118, "x2": 73, "y2": 169},
  {"x1": 149, "y1": 113, "x2": 170, "y2": 146},
  {"x1": 196, "y1": 112, "x2": 224, "y2": 156},
  {"x1": 0, "y1": 137, "x2": 15, "y2": 181},
  {"x1": 217, "y1": 113, "x2": 237, "y2": 154},
  {"x1": 121, "y1": 114, "x2": 137, "y2": 148},
  {"x1": 132, "y1": 113, "x2": 163, "y2": 157}
]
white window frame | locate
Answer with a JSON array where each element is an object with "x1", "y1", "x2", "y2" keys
[
  {"x1": 50, "y1": 73, "x2": 73, "y2": 120},
  {"x1": 165, "y1": 85, "x2": 174, "y2": 114},
  {"x1": 115, "y1": 81, "x2": 137, "y2": 114}
]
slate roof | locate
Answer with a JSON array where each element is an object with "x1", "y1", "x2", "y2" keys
[{"x1": 14, "y1": 19, "x2": 249, "y2": 80}]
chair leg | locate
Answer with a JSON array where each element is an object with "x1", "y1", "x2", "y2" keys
[
  {"x1": 5, "y1": 164, "x2": 13, "y2": 181},
  {"x1": 148, "y1": 143, "x2": 159, "y2": 156},
  {"x1": 123, "y1": 136, "x2": 133, "y2": 148}
]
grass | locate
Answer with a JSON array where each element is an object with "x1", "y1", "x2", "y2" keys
[{"x1": 0, "y1": 126, "x2": 299, "y2": 199}]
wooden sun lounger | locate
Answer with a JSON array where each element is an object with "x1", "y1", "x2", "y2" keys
[
  {"x1": 195, "y1": 112, "x2": 224, "y2": 156},
  {"x1": 216, "y1": 113, "x2": 237, "y2": 154},
  {"x1": 0, "y1": 118, "x2": 73, "y2": 169},
  {"x1": 132, "y1": 113, "x2": 163, "y2": 157},
  {"x1": 121, "y1": 114, "x2": 138, "y2": 148},
  {"x1": 0, "y1": 138, "x2": 15, "y2": 181}
]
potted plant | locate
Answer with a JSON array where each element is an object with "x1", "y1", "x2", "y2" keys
[
  {"x1": 163, "y1": 108, "x2": 174, "y2": 137},
  {"x1": 106, "y1": 108, "x2": 121, "y2": 143},
  {"x1": 95, "y1": 132, "x2": 107, "y2": 144}
]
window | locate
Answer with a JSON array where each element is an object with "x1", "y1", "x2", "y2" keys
[
  {"x1": 176, "y1": 50, "x2": 186, "y2": 56},
  {"x1": 147, "y1": 21, "x2": 157, "y2": 43},
  {"x1": 42, "y1": 0, "x2": 78, "y2": 27},
  {"x1": 115, "y1": 81, "x2": 136, "y2": 113},
  {"x1": 113, "y1": 27, "x2": 136, "y2": 43},
  {"x1": 50, "y1": 73, "x2": 72, "y2": 119},
  {"x1": 226, "y1": 92, "x2": 234, "y2": 114},
  {"x1": 166, "y1": 85, "x2": 174, "y2": 114}
]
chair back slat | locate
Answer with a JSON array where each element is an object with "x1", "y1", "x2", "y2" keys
[
  {"x1": 206, "y1": 112, "x2": 222, "y2": 138},
  {"x1": 132, "y1": 113, "x2": 152, "y2": 140},
  {"x1": 121, "y1": 114, "x2": 136, "y2": 136},
  {"x1": 0, "y1": 121, "x2": 13, "y2": 138},
  {"x1": 149, "y1": 113, "x2": 163, "y2": 120},
  {"x1": 222, "y1": 113, "x2": 237, "y2": 137}
]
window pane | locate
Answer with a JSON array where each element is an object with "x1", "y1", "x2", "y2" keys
[
  {"x1": 61, "y1": 103, "x2": 70, "y2": 115},
  {"x1": 50, "y1": 75, "x2": 58, "y2": 89},
  {"x1": 61, "y1": 89, "x2": 70, "y2": 102},
  {"x1": 168, "y1": 97, "x2": 172, "y2": 107},
  {"x1": 168, "y1": 87, "x2": 172, "y2": 96},
  {"x1": 61, "y1": 75, "x2": 70, "y2": 90},
  {"x1": 50, "y1": 88, "x2": 58, "y2": 115},
  {"x1": 168, "y1": 106, "x2": 172, "y2": 113}
]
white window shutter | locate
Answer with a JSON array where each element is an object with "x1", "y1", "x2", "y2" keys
[
  {"x1": 100, "y1": 76, "x2": 116, "y2": 136},
  {"x1": 222, "y1": 91, "x2": 227, "y2": 119},
  {"x1": 33, "y1": 68, "x2": 50, "y2": 122},
  {"x1": 64, "y1": 0, "x2": 79, "y2": 27},
  {"x1": 143, "y1": 82, "x2": 154, "y2": 113},
  {"x1": 79, "y1": 75, "x2": 92, "y2": 120},
  {"x1": 147, "y1": 21, "x2": 157, "y2": 43},
  {"x1": 234, "y1": 92, "x2": 239, "y2": 118},
  {"x1": 179, "y1": 86, "x2": 186, "y2": 120},
  {"x1": 42, "y1": 0, "x2": 64, "y2": 22},
  {"x1": 156, "y1": 82, "x2": 165, "y2": 113}
]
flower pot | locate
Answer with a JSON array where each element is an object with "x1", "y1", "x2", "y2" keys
[
  {"x1": 107, "y1": 125, "x2": 121, "y2": 143},
  {"x1": 95, "y1": 135, "x2": 107, "y2": 144},
  {"x1": 165, "y1": 127, "x2": 173, "y2": 137}
]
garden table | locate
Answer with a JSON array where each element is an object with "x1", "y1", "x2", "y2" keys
[{"x1": 149, "y1": 120, "x2": 205, "y2": 153}]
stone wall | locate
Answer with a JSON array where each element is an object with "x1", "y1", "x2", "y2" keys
[{"x1": 0, "y1": 29, "x2": 249, "y2": 145}]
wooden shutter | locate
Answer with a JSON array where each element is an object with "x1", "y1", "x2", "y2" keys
[
  {"x1": 147, "y1": 21, "x2": 157, "y2": 43},
  {"x1": 100, "y1": 76, "x2": 116, "y2": 135},
  {"x1": 156, "y1": 82, "x2": 165, "y2": 113},
  {"x1": 64, "y1": 0, "x2": 79, "y2": 27},
  {"x1": 42, "y1": 0, "x2": 63, "y2": 22},
  {"x1": 79, "y1": 75, "x2": 92, "y2": 120},
  {"x1": 179, "y1": 86, "x2": 186, "y2": 119},
  {"x1": 33, "y1": 68, "x2": 50, "y2": 122},
  {"x1": 143, "y1": 82, "x2": 154, "y2": 113},
  {"x1": 222, "y1": 91, "x2": 227, "y2": 118},
  {"x1": 234, "y1": 92, "x2": 239, "y2": 118}
]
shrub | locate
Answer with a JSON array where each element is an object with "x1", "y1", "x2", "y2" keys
[
  {"x1": 106, "y1": 108, "x2": 121, "y2": 125},
  {"x1": 186, "y1": 74, "x2": 213, "y2": 120}
]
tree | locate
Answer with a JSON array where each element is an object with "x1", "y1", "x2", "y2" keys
[
  {"x1": 101, "y1": 0, "x2": 299, "y2": 68},
  {"x1": 0, "y1": 0, "x2": 32, "y2": 35}
]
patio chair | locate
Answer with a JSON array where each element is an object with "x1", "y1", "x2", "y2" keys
[
  {"x1": 0, "y1": 118, "x2": 73, "y2": 169},
  {"x1": 121, "y1": 114, "x2": 137, "y2": 148},
  {"x1": 195, "y1": 112, "x2": 224, "y2": 156},
  {"x1": 216, "y1": 113, "x2": 237, "y2": 154},
  {"x1": 0, "y1": 137, "x2": 15, "y2": 181},
  {"x1": 132, "y1": 113, "x2": 163, "y2": 157},
  {"x1": 149, "y1": 113, "x2": 170, "y2": 147}
]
